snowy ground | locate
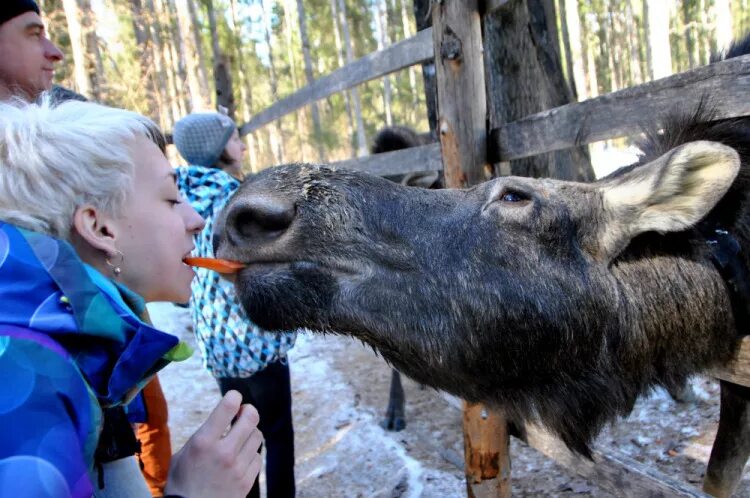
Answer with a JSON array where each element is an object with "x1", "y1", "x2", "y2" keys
[{"x1": 148, "y1": 302, "x2": 749, "y2": 497}]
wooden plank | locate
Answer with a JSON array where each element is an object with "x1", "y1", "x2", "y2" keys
[
  {"x1": 710, "y1": 336, "x2": 750, "y2": 387},
  {"x1": 239, "y1": 28, "x2": 434, "y2": 135},
  {"x1": 489, "y1": 54, "x2": 750, "y2": 161},
  {"x1": 524, "y1": 425, "x2": 711, "y2": 498},
  {"x1": 329, "y1": 143, "x2": 442, "y2": 177}
]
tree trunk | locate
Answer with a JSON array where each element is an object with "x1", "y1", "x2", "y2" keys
[
  {"x1": 329, "y1": 0, "x2": 355, "y2": 157},
  {"x1": 682, "y1": 0, "x2": 700, "y2": 68},
  {"x1": 715, "y1": 0, "x2": 733, "y2": 55},
  {"x1": 261, "y1": 1, "x2": 285, "y2": 164},
  {"x1": 377, "y1": 0, "x2": 394, "y2": 126},
  {"x1": 337, "y1": 0, "x2": 368, "y2": 157},
  {"x1": 83, "y1": 0, "x2": 103, "y2": 100},
  {"x1": 483, "y1": 0, "x2": 594, "y2": 181},
  {"x1": 61, "y1": 0, "x2": 98, "y2": 99},
  {"x1": 175, "y1": 0, "x2": 211, "y2": 110},
  {"x1": 625, "y1": 0, "x2": 643, "y2": 84},
  {"x1": 296, "y1": 0, "x2": 325, "y2": 162},
  {"x1": 562, "y1": 0, "x2": 587, "y2": 100},
  {"x1": 229, "y1": 0, "x2": 258, "y2": 169},
  {"x1": 142, "y1": 0, "x2": 174, "y2": 129},
  {"x1": 157, "y1": 0, "x2": 189, "y2": 123},
  {"x1": 412, "y1": 0, "x2": 438, "y2": 135},
  {"x1": 603, "y1": 7, "x2": 619, "y2": 92},
  {"x1": 203, "y1": 0, "x2": 235, "y2": 120},
  {"x1": 130, "y1": 0, "x2": 163, "y2": 124},
  {"x1": 580, "y1": 4, "x2": 599, "y2": 98},
  {"x1": 643, "y1": 0, "x2": 672, "y2": 79},
  {"x1": 399, "y1": 0, "x2": 419, "y2": 112},
  {"x1": 281, "y1": 0, "x2": 303, "y2": 160}
]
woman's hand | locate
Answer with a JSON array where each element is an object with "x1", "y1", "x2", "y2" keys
[{"x1": 164, "y1": 390, "x2": 263, "y2": 498}]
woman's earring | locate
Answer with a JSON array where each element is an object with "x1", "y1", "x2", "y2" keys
[{"x1": 106, "y1": 250, "x2": 125, "y2": 277}]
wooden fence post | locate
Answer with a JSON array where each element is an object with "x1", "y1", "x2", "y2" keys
[
  {"x1": 432, "y1": 2, "x2": 509, "y2": 497},
  {"x1": 432, "y1": 0, "x2": 490, "y2": 187},
  {"x1": 463, "y1": 402, "x2": 512, "y2": 498}
]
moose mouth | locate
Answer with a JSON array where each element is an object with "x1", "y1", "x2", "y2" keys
[{"x1": 231, "y1": 258, "x2": 343, "y2": 332}]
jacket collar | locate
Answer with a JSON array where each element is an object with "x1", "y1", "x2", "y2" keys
[{"x1": 0, "y1": 221, "x2": 190, "y2": 406}]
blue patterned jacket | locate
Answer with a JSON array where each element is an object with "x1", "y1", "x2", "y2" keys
[
  {"x1": 175, "y1": 165, "x2": 296, "y2": 378},
  {"x1": 0, "y1": 222, "x2": 190, "y2": 497}
]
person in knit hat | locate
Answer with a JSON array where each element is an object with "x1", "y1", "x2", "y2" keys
[
  {"x1": 0, "y1": 0, "x2": 63, "y2": 100},
  {"x1": 174, "y1": 112, "x2": 297, "y2": 498}
]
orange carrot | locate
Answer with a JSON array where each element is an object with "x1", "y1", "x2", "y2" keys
[{"x1": 183, "y1": 257, "x2": 246, "y2": 274}]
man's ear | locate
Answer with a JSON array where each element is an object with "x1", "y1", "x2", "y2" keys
[
  {"x1": 71, "y1": 204, "x2": 119, "y2": 256},
  {"x1": 595, "y1": 140, "x2": 740, "y2": 261}
]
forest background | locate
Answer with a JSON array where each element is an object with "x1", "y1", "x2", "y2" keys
[{"x1": 41, "y1": 0, "x2": 750, "y2": 173}]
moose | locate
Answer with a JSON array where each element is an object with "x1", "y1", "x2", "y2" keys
[{"x1": 215, "y1": 50, "x2": 750, "y2": 497}]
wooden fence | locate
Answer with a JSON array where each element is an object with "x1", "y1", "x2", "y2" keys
[{"x1": 239, "y1": 1, "x2": 750, "y2": 497}]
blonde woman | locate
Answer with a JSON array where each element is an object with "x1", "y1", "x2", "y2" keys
[{"x1": 0, "y1": 98, "x2": 263, "y2": 498}]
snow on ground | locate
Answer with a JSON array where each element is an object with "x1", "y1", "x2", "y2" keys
[
  {"x1": 147, "y1": 302, "x2": 749, "y2": 497},
  {"x1": 590, "y1": 142, "x2": 641, "y2": 179}
]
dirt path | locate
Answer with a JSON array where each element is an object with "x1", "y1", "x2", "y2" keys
[{"x1": 149, "y1": 302, "x2": 749, "y2": 497}]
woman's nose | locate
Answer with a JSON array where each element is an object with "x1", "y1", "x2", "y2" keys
[{"x1": 185, "y1": 204, "x2": 205, "y2": 234}]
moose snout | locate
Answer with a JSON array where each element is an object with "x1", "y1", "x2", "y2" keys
[{"x1": 223, "y1": 194, "x2": 297, "y2": 247}]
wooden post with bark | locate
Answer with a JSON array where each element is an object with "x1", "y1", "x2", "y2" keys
[
  {"x1": 432, "y1": 0, "x2": 490, "y2": 188},
  {"x1": 432, "y1": 3, "x2": 508, "y2": 497}
]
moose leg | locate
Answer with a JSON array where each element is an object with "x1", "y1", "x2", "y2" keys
[
  {"x1": 667, "y1": 379, "x2": 698, "y2": 403},
  {"x1": 703, "y1": 380, "x2": 750, "y2": 498},
  {"x1": 381, "y1": 369, "x2": 406, "y2": 431}
]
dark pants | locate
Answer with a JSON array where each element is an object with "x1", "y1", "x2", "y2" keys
[{"x1": 217, "y1": 361, "x2": 295, "y2": 498}]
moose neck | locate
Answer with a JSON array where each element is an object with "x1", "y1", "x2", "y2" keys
[{"x1": 611, "y1": 236, "x2": 738, "y2": 387}]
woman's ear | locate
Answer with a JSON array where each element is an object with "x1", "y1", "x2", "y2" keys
[{"x1": 71, "y1": 204, "x2": 119, "y2": 256}]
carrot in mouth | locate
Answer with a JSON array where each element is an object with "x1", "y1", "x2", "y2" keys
[{"x1": 183, "y1": 257, "x2": 247, "y2": 274}]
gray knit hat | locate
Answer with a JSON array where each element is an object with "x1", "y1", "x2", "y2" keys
[{"x1": 173, "y1": 112, "x2": 236, "y2": 167}]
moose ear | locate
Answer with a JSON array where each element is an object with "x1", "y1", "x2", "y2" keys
[{"x1": 597, "y1": 141, "x2": 740, "y2": 260}]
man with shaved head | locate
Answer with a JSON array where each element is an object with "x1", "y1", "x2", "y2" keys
[{"x1": 0, "y1": 0, "x2": 63, "y2": 101}]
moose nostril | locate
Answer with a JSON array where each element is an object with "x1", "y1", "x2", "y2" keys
[{"x1": 228, "y1": 195, "x2": 296, "y2": 242}]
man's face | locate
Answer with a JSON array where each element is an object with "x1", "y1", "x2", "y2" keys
[{"x1": 0, "y1": 12, "x2": 63, "y2": 100}]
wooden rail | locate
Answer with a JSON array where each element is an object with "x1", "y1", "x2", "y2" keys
[
  {"x1": 239, "y1": 28, "x2": 434, "y2": 136},
  {"x1": 489, "y1": 54, "x2": 750, "y2": 162},
  {"x1": 711, "y1": 336, "x2": 750, "y2": 387},
  {"x1": 330, "y1": 142, "x2": 442, "y2": 176}
]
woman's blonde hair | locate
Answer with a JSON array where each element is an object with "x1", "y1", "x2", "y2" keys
[{"x1": 0, "y1": 96, "x2": 166, "y2": 239}]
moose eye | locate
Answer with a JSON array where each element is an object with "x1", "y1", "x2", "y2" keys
[{"x1": 499, "y1": 190, "x2": 529, "y2": 203}]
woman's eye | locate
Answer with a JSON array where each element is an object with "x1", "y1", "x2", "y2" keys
[
  {"x1": 500, "y1": 191, "x2": 528, "y2": 203},
  {"x1": 168, "y1": 199, "x2": 181, "y2": 206}
]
